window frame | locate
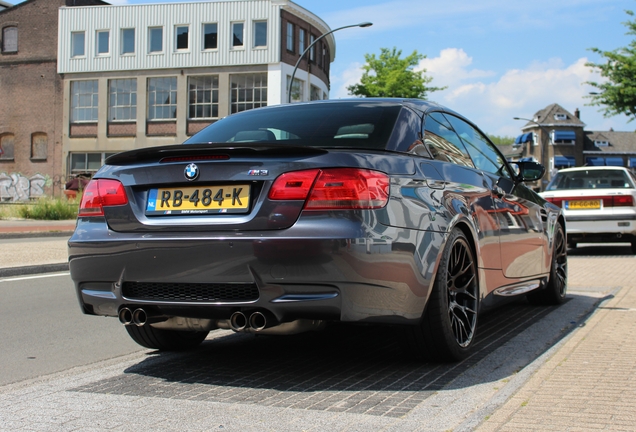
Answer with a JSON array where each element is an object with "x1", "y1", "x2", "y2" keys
[
  {"x1": 96, "y1": 30, "x2": 110, "y2": 56},
  {"x1": 230, "y1": 73, "x2": 268, "y2": 114},
  {"x1": 2, "y1": 26, "x2": 18, "y2": 53},
  {"x1": 0, "y1": 133, "x2": 15, "y2": 161},
  {"x1": 202, "y1": 23, "x2": 218, "y2": 50},
  {"x1": 108, "y1": 78, "x2": 138, "y2": 122},
  {"x1": 286, "y1": 22, "x2": 294, "y2": 52},
  {"x1": 30, "y1": 132, "x2": 48, "y2": 161},
  {"x1": 175, "y1": 25, "x2": 189, "y2": 51},
  {"x1": 121, "y1": 28, "x2": 135, "y2": 55},
  {"x1": 148, "y1": 27, "x2": 164, "y2": 54},
  {"x1": 70, "y1": 80, "x2": 99, "y2": 123},
  {"x1": 71, "y1": 31, "x2": 86, "y2": 58},
  {"x1": 188, "y1": 75, "x2": 220, "y2": 120},
  {"x1": 298, "y1": 28, "x2": 305, "y2": 55},
  {"x1": 253, "y1": 20, "x2": 267, "y2": 48},
  {"x1": 231, "y1": 22, "x2": 244, "y2": 49},
  {"x1": 69, "y1": 152, "x2": 116, "y2": 176},
  {"x1": 147, "y1": 77, "x2": 178, "y2": 121}
]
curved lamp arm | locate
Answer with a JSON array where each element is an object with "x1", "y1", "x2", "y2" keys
[{"x1": 287, "y1": 22, "x2": 372, "y2": 103}]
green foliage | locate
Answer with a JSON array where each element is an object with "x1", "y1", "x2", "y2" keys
[
  {"x1": 17, "y1": 198, "x2": 78, "y2": 220},
  {"x1": 586, "y1": 10, "x2": 636, "y2": 121},
  {"x1": 347, "y1": 47, "x2": 446, "y2": 99},
  {"x1": 487, "y1": 134, "x2": 516, "y2": 146}
]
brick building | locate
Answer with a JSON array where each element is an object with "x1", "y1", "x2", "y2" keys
[
  {"x1": 514, "y1": 103, "x2": 636, "y2": 189},
  {"x1": 0, "y1": 0, "x2": 106, "y2": 201}
]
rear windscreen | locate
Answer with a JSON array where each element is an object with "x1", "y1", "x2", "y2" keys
[
  {"x1": 546, "y1": 169, "x2": 635, "y2": 190},
  {"x1": 184, "y1": 102, "x2": 402, "y2": 150}
]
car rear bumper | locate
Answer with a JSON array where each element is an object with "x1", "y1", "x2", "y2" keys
[{"x1": 68, "y1": 219, "x2": 442, "y2": 326}]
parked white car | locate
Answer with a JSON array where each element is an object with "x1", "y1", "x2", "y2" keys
[{"x1": 540, "y1": 166, "x2": 636, "y2": 252}]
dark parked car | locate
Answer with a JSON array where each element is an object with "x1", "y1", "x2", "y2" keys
[{"x1": 68, "y1": 99, "x2": 567, "y2": 362}]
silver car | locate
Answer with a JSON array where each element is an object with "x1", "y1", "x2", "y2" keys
[{"x1": 68, "y1": 99, "x2": 567, "y2": 362}]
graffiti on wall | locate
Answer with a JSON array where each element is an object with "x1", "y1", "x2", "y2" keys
[{"x1": 0, "y1": 172, "x2": 49, "y2": 202}]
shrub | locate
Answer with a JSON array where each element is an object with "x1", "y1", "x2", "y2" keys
[{"x1": 18, "y1": 198, "x2": 78, "y2": 220}]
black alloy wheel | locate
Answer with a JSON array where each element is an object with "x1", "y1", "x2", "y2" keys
[
  {"x1": 409, "y1": 227, "x2": 479, "y2": 362},
  {"x1": 528, "y1": 222, "x2": 568, "y2": 305}
]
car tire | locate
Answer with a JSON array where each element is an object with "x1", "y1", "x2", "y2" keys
[
  {"x1": 125, "y1": 325, "x2": 209, "y2": 351},
  {"x1": 528, "y1": 223, "x2": 568, "y2": 305},
  {"x1": 408, "y1": 227, "x2": 479, "y2": 362}
]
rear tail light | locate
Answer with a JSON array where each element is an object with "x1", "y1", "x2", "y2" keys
[
  {"x1": 546, "y1": 195, "x2": 634, "y2": 208},
  {"x1": 269, "y1": 168, "x2": 389, "y2": 210},
  {"x1": 78, "y1": 179, "x2": 128, "y2": 217}
]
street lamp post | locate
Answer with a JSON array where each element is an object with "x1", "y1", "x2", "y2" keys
[
  {"x1": 513, "y1": 116, "x2": 551, "y2": 190},
  {"x1": 287, "y1": 22, "x2": 373, "y2": 104}
]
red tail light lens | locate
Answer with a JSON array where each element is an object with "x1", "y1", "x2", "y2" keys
[
  {"x1": 78, "y1": 179, "x2": 128, "y2": 217},
  {"x1": 613, "y1": 195, "x2": 634, "y2": 207},
  {"x1": 269, "y1": 168, "x2": 389, "y2": 210}
]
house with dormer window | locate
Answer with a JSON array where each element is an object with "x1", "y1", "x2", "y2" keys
[{"x1": 514, "y1": 103, "x2": 636, "y2": 189}]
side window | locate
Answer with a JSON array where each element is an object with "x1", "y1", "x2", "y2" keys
[
  {"x1": 2, "y1": 26, "x2": 18, "y2": 53},
  {"x1": 423, "y1": 112, "x2": 474, "y2": 167},
  {"x1": 444, "y1": 114, "x2": 510, "y2": 178}
]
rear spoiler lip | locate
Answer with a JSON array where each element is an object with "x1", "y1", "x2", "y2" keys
[{"x1": 105, "y1": 143, "x2": 329, "y2": 165}]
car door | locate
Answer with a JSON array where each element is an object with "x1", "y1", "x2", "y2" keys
[{"x1": 443, "y1": 114, "x2": 546, "y2": 278}]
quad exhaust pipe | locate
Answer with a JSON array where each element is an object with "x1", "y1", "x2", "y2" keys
[{"x1": 119, "y1": 307, "x2": 324, "y2": 336}]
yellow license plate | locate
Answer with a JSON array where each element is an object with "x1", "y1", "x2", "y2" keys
[
  {"x1": 146, "y1": 185, "x2": 250, "y2": 215},
  {"x1": 566, "y1": 199, "x2": 601, "y2": 210}
]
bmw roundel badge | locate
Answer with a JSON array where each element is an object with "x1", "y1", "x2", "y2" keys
[{"x1": 184, "y1": 163, "x2": 199, "y2": 181}]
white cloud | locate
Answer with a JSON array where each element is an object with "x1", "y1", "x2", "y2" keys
[
  {"x1": 330, "y1": 62, "x2": 365, "y2": 99},
  {"x1": 419, "y1": 51, "x2": 616, "y2": 135}
]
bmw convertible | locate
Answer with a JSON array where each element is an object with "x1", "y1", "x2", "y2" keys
[{"x1": 68, "y1": 99, "x2": 567, "y2": 362}]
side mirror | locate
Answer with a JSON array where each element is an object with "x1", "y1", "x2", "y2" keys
[{"x1": 512, "y1": 161, "x2": 545, "y2": 182}]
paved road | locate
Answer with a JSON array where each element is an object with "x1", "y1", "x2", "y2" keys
[
  {"x1": 0, "y1": 243, "x2": 632, "y2": 431},
  {"x1": 0, "y1": 272, "x2": 141, "y2": 386}
]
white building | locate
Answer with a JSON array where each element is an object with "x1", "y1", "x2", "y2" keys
[{"x1": 57, "y1": 0, "x2": 334, "y2": 177}]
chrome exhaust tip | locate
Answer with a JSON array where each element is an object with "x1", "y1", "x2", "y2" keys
[
  {"x1": 132, "y1": 308, "x2": 148, "y2": 327},
  {"x1": 248, "y1": 311, "x2": 268, "y2": 332},
  {"x1": 118, "y1": 307, "x2": 133, "y2": 325},
  {"x1": 229, "y1": 311, "x2": 248, "y2": 332}
]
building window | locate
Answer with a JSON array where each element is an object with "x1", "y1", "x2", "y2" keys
[
  {"x1": 232, "y1": 22, "x2": 244, "y2": 48},
  {"x1": 309, "y1": 34, "x2": 315, "y2": 62},
  {"x1": 203, "y1": 23, "x2": 217, "y2": 50},
  {"x1": 31, "y1": 133, "x2": 47, "y2": 160},
  {"x1": 0, "y1": 133, "x2": 15, "y2": 160},
  {"x1": 253, "y1": 21, "x2": 267, "y2": 48},
  {"x1": 70, "y1": 80, "x2": 99, "y2": 122},
  {"x1": 121, "y1": 28, "x2": 135, "y2": 54},
  {"x1": 71, "y1": 31, "x2": 85, "y2": 57},
  {"x1": 69, "y1": 152, "x2": 116, "y2": 175},
  {"x1": 286, "y1": 76, "x2": 304, "y2": 103},
  {"x1": 148, "y1": 77, "x2": 177, "y2": 120},
  {"x1": 2, "y1": 26, "x2": 18, "y2": 53},
  {"x1": 109, "y1": 79, "x2": 137, "y2": 121},
  {"x1": 96, "y1": 30, "x2": 109, "y2": 55},
  {"x1": 554, "y1": 113, "x2": 568, "y2": 121},
  {"x1": 148, "y1": 27, "x2": 163, "y2": 53},
  {"x1": 310, "y1": 85, "x2": 321, "y2": 101},
  {"x1": 299, "y1": 28, "x2": 305, "y2": 54},
  {"x1": 594, "y1": 140, "x2": 609, "y2": 147},
  {"x1": 188, "y1": 76, "x2": 219, "y2": 119},
  {"x1": 230, "y1": 73, "x2": 267, "y2": 114},
  {"x1": 286, "y1": 22, "x2": 294, "y2": 52},
  {"x1": 175, "y1": 25, "x2": 189, "y2": 51}
]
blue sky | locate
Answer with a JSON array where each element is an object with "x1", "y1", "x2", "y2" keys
[{"x1": 13, "y1": 0, "x2": 636, "y2": 136}]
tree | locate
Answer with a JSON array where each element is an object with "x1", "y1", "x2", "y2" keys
[
  {"x1": 487, "y1": 134, "x2": 515, "y2": 146},
  {"x1": 586, "y1": 10, "x2": 636, "y2": 122},
  {"x1": 348, "y1": 47, "x2": 445, "y2": 99}
]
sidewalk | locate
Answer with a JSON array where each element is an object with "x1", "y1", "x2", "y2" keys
[
  {"x1": 476, "y1": 255, "x2": 636, "y2": 431},
  {"x1": 0, "y1": 219, "x2": 74, "y2": 277}
]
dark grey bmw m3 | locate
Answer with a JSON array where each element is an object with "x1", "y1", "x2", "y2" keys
[{"x1": 68, "y1": 99, "x2": 567, "y2": 362}]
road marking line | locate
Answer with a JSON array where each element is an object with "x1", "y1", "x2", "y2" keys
[{"x1": 0, "y1": 272, "x2": 70, "y2": 283}]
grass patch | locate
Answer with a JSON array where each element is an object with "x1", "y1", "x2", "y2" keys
[{"x1": 0, "y1": 198, "x2": 79, "y2": 220}]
